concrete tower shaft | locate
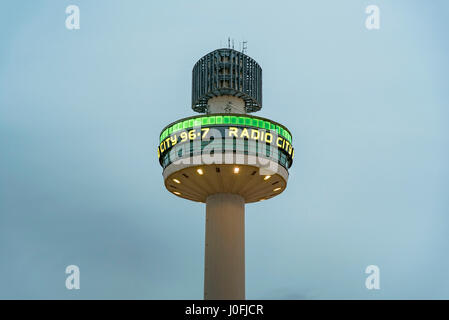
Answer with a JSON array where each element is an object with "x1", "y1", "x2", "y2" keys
[{"x1": 204, "y1": 193, "x2": 245, "y2": 300}]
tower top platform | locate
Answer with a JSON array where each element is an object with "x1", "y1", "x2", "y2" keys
[{"x1": 192, "y1": 48, "x2": 262, "y2": 114}]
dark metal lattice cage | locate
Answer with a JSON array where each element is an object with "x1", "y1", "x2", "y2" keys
[{"x1": 192, "y1": 48, "x2": 262, "y2": 113}]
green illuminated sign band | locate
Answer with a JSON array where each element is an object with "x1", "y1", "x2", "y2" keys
[{"x1": 159, "y1": 114, "x2": 293, "y2": 144}]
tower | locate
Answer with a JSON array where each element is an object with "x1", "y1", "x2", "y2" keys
[{"x1": 157, "y1": 48, "x2": 294, "y2": 300}]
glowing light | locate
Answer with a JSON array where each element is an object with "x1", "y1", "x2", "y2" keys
[
  {"x1": 264, "y1": 175, "x2": 271, "y2": 181},
  {"x1": 273, "y1": 187, "x2": 281, "y2": 192},
  {"x1": 173, "y1": 191, "x2": 181, "y2": 195},
  {"x1": 196, "y1": 168, "x2": 204, "y2": 175},
  {"x1": 173, "y1": 179, "x2": 181, "y2": 184},
  {"x1": 233, "y1": 167, "x2": 240, "y2": 174}
]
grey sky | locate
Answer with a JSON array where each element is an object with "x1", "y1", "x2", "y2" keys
[{"x1": 0, "y1": 0, "x2": 448, "y2": 299}]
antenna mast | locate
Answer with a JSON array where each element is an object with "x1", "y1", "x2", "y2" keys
[{"x1": 242, "y1": 41, "x2": 248, "y2": 54}]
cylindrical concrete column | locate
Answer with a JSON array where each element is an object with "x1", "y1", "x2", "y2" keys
[
  {"x1": 204, "y1": 193, "x2": 245, "y2": 300},
  {"x1": 207, "y1": 95, "x2": 246, "y2": 114}
]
